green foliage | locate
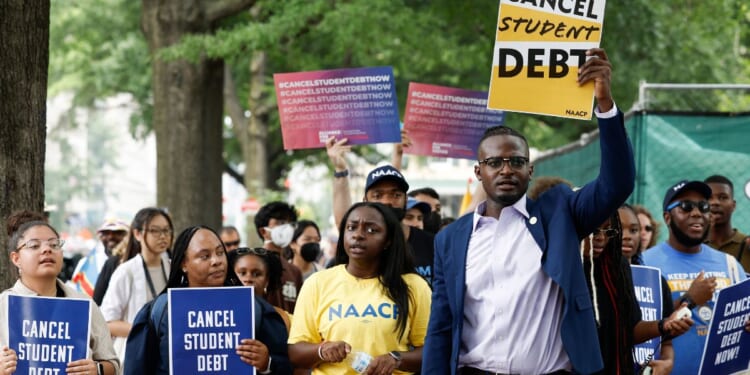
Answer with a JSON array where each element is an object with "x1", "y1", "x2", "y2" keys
[
  {"x1": 50, "y1": 0, "x2": 750, "y2": 188},
  {"x1": 49, "y1": 0, "x2": 152, "y2": 138}
]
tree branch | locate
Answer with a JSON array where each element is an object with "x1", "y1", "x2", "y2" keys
[
  {"x1": 224, "y1": 161, "x2": 245, "y2": 186},
  {"x1": 204, "y1": 0, "x2": 256, "y2": 23},
  {"x1": 223, "y1": 65, "x2": 248, "y2": 141}
]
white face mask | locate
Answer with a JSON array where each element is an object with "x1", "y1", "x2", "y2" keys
[{"x1": 266, "y1": 223, "x2": 295, "y2": 248}]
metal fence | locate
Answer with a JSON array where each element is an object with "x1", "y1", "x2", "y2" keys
[{"x1": 533, "y1": 83, "x2": 750, "y2": 242}]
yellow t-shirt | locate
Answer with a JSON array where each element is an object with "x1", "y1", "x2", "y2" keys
[{"x1": 288, "y1": 265, "x2": 432, "y2": 375}]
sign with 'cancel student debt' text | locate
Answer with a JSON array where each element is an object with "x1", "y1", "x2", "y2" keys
[
  {"x1": 699, "y1": 279, "x2": 750, "y2": 375},
  {"x1": 630, "y1": 265, "x2": 663, "y2": 366},
  {"x1": 274, "y1": 66, "x2": 401, "y2": 149},
  {"x1": 403, "y1": 82, "x2": 505, "y2": 160},
  {"x1": 169, "y1": 286, "x2": 254, "y2": 375},
  {"x1": 488, "y1": 0, "x2": 607, "y2": 120},
  {"x1": 7, "y1": 295, "x2": 91, "y2": 375}
]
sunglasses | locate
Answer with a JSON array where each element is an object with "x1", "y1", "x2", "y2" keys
[
  {"x1": 666, "y1": 200, "x2": 710, "y2": 214},
  {"x1": 593, "y1": 228, "x2": 619, "y2": 238},
  {"x1": 477, "y1": 156, "x2": 529, "y2": 171},
  {"x1": 236, "y1": 247, "x2": 268, "y2": 256}
]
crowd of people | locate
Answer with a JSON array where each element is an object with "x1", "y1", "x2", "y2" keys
[{"x1": 2, "y1": 47, "x2": 750, "y2": 375}]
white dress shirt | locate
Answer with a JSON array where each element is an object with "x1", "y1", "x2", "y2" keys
[{"x1": 459, "y1": 197, "x2": 571, "y2": 374}]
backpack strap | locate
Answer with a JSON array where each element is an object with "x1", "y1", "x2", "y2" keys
[
  {"x1": 273, "y1": 306, "x2": 291, "y2": 332},
  {"x1": 150, "y1": 295, "x2": 168, "y2": 337},
  {"x1": 726, "y1": 253, "x2": 740, "y2": 285}
]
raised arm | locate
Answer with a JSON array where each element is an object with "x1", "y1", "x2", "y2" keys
[
  {"x1": 326, "y1": 136, "x2": 353, "y2": 229},
  {"x1": 571, "y1": 48, "x2": 635, "y2": 236},
  {"x1": 391, "y1": 129, "x2": 411, "y2": 171}
]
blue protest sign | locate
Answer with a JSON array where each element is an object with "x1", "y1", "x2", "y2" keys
[
  {"x1": 7, "y1": 295, "x2": 91, "y2": 374},
  {"x1": 630, "y1": 265, "x2": 663, "y2": 365},
  {"x1": 168, "y1": 286, "x2": 254, "y2": 375},
  {"x1": 699, "y1": 278, "x2": 750, "y2": 374}
]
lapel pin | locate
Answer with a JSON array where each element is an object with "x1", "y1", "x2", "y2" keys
[{"x1": 529, "y1": 216, "x2": 537, "y2": 225}]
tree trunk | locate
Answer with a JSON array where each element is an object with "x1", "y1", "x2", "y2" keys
[
  {"x1": 0, "y1": 0, "x2": 50, "y2": 290},
  {"x1": 141, "y1": 0, "x2": 253, "y2": 233},
  {"x1": 245, "y1": 51, "x2": 270, "y2": 196}
]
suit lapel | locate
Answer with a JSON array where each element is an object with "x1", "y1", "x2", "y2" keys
[
  {"x1": 525, "y1": 199, "x2": 547, "y2": 259},
  {"x1": 452, "y1": 217, "x2": 473, "y2": 311}
]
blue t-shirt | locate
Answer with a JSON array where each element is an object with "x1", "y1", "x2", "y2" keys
[{"x1": 642, "y1": 242, "x2": 747, "y2": 374}]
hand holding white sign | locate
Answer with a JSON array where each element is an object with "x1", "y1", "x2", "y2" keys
[{"x1": 1, "y1": 346, "x2": 17, "y2": 375}]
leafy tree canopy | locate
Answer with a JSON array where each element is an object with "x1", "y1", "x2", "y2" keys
[{"x1": 50, "y1": 0, "x2": 750, "y2": 189}]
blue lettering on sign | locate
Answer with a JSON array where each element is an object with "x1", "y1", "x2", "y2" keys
[{"x1": 328, "y1": 303, "x2": 399, "y2": 321}]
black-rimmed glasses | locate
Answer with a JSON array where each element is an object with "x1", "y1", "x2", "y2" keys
[
  {"x1": 477, "y1": 156, "x2": 529, "y2": 170},
  {"x1": 666, "y1": 200, "x2": 710, "y2": 214}
]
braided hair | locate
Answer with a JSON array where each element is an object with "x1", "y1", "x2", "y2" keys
[{"x1": 584, "y1": 211, "x2": 639, "y2": 375}]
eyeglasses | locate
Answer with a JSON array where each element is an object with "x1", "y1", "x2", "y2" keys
[
  {"x1": 146, "y1": 228, "x2": 173, "y2": 237},
  {"x1": 16, "y1": 239, "x2": 65, "y2": 252},
  {"x1": 236, "y1": 247, "x2": 268, "y2": 256},
  {"x1": 477, "y1": 156, "x2": 529, "y2": 170},
  {"x1": 666, "y1": 200, "x2": 710, "y2": 214},
  {"x1": 593, "y1": 228, "x2": 619, "y2": 238},
  {"x1": 224, "y1": 240, "x2": 240, "y2": 247}
]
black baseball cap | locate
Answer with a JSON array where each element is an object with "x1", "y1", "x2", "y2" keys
[
  {"x1": 365, "y1": 165, "x2": 409, "y2": 193},
  {"x1": 662, "y1": 180, "x2": 712, "y2": 211}
]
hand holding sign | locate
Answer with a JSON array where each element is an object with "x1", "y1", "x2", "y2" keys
[
  {"x1": 326, "y1": 137, "x2": 352, "y2": 172},
  {"x1": 576, "y1": 48, "x2": 613, "y2": 112},
  {"x1": 1, "y1": 347, "x2": 17, "y2": 375},
  {"x1": 236, "y1": 338, "x2": 270, "y2": 372},
  {"x1": 648, "y1": 358, "x2": 674, "y2": 375},
  {"x1": 66, "y1": 358, "x2": 98, "y2": 375}
]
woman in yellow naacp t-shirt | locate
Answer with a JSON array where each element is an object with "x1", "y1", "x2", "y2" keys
[{"x1": 288, "y1": 202, "x2": 432, "y2": 374}]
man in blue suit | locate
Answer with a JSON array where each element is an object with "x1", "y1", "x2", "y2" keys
[{"x1": 422, "y1": 48, "x2": 635, "y2": 375}]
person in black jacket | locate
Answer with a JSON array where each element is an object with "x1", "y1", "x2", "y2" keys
[{"x1": 123, "y1": 226, "x2": 292, "y2": 374}]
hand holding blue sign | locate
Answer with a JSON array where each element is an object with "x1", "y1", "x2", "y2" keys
[
  {"x1": 236, "y1": 338, "x2": 270, "y2": 371},
  {"x1": 1, "y1": 346, "x2": 18, "y2": 375}
]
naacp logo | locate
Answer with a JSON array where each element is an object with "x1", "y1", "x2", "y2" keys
[
  {"x1": 328, "y1": 303, "x2": 399, "y2": 321},
  {"x1": 371, "y1": 169, "x2": 403, "y2": 179}
]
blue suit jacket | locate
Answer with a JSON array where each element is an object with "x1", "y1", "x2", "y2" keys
[{"x1": 421, "y1": 112, "x2": 634, "y2": 375}]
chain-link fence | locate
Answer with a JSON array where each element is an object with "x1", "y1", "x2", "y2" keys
[{"x1": 533, "y1": 83, "x2": 750, "y2": 243}]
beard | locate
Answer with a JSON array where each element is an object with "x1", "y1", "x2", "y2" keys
[{"x1": 670, "y1": 219, "x2": 708, "y2": 248}]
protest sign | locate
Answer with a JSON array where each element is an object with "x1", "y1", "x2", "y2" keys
[
  {"x1": 274, "y1": 66, "x2": 401, "y2": 149},
  {"x1": 630, "y1": 265, "x2": 663, "y2": 365},
  {"x1": 699, "y1": 278, "x2": 750, "y2": 374},
  {"x1": 402, "y1": 82, "x2": 504, "y2": 159},
  {"x1": 169, "y1": 286, "x2": 254, "y2": 375},
  {"x1": 7, "y1": 295, "x2": 91, "y2": 374},
  {"x1": 488, "y1": 0, "x2": 606, "y2": 119}
]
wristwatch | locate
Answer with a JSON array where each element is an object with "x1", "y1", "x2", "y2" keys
[
  {"x1": 679, "y1": 294, "x2": 697, "y2": 309},
  {"x1": 388, "y1": 351, "x2": 402, "y2": 368},
  {"x1": 96, "y1": 361, "x2": 104, "y2": 375}
]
